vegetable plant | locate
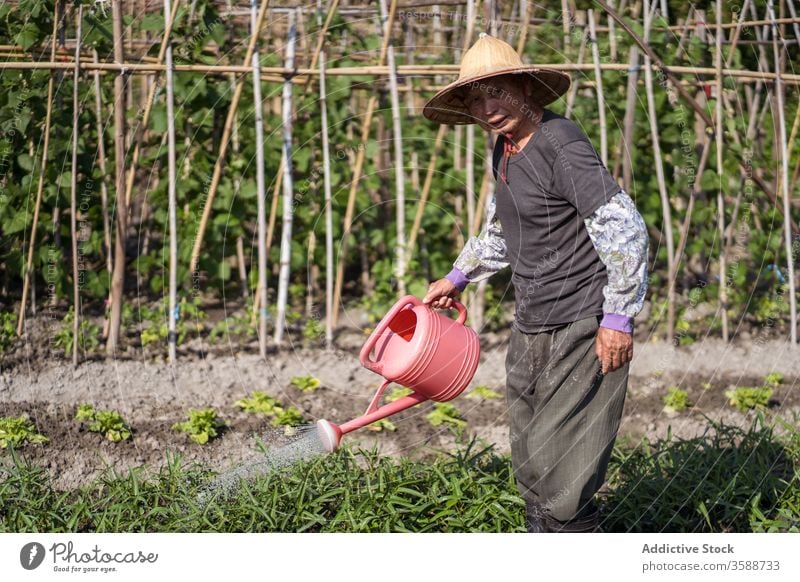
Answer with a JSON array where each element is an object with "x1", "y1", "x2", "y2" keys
[
  {"x1": 426, "y1": 403, "x2": 466, "y2": 429},
  {"x1": 75, "y1": 404, "x2": 132, "y2": 442},
  {"x1": 235, "y1": 391, "x2": 305, "y2": 427},
  {"x1": 662, "y1": 386, "x2": 692, "y2": 413},
  {"x1": 0, "y1": 312, "x2": 15, "y2": 354},
  {"x1": 290, "y1": 376, "x2": 321, "y2": 393},
  {"x1": 725, "y1": 387, "x2": 773, "y2": 412},
  {"x1": 466, "y1": 385, "x2": 502, "y2": 400},
  {"x1": 172, "y1": 408, "x2": 225, "y2": 444},
  {"x1": 53, "y1": 308, "x2": 100, "y2": 356},
  {"x1": 764, "y1": 372, "x2": 783, "y2": 388},
  {"x1": 0, "y1": 416, "x2": 48, "y2": 449}
]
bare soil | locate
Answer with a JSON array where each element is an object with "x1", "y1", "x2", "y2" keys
[{"x1": 2, "y1": 313, "x2": 798, "y2": 490}]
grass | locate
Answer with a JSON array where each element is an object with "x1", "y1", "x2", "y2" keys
[{"x1": 0, "y1": 416, "x2": 797, "y2": 533}]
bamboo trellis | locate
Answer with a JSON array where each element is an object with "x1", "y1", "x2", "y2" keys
[{"x1": 8, "y1": 0, "x2": 800, "y2": 361}]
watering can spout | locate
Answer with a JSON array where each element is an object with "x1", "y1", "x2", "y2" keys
[{"x1": 316, "y1": 419, "x2": 343, "y2": 453}]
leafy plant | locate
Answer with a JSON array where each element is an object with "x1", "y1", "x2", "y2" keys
[
  {"x1": 764, "y1": 372, "x2": 784, "y2": 388},
  {"x1": 0, "y1": 416, "x2": 48, "y2": 449},
  {"x1": 75, "y1": 404, "x2": 132, "y2": 442},
  {"x1": 426, "y1": 403, "x2": 466, "y2": 429},
  {"x1": 235, "y1": 391, "x2": 281, "y2": 416},
  {"x1": 662, "y1": 386, "x2": 692, "y2": 413},
  {"x1": 466, "y1": 385, "x2": 501, "y2": 400},
  {"x1": 53, "y1": 308, "x2": 100, "y2": 356},
  {"x1": 290, "y1": 375, "x2": 321, "y2": 393},
  {"x1": 386, "y1": 386, "x2": 413, "y2": 402},
  {"x1": 0, "y1": 312, "x2": 16, "y2": 354},
  {"x1": 725, "y1": 387, "x2": 774, "y2": 412},
  {"x1": 272, "y1": 406, "x2": 304, "y2": 427},
  {"x1": 302, "y1": 318, "x2": 325, "y2": 341},
  {"x1": 235, "y1": 391, "x2": 305, "y2": 427},
  {"x1": 366, "y1": 418, "x2": 397, "y2": 432},
  {"x1": 172, "y1": 409, "x2": 224, "y2": 444}
]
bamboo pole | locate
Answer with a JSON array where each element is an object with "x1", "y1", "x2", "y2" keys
[
  {"x1": 251, "y1": 0, "x2": 269, "y2": 357},
  {"x1": 163, "y1": 0, "x2": 178, "y2": 363},
  {"x1": 274, "y1": 10, "x2": 297, "y2": 346},
  {"x1": 588, "y1": 9, "x2": 607, "y2": 165},
  {"x1": 564, "y1": 27, "x2": 587, "y2": 119},
  {"x1": 17, "y1": 1, "x2": 60, "y2": 336},
  {"x1": 106, "y1": 0, "x2": 128, "y2": 355},
  {"x1": 188, "y1": 0, "x2": 272, "y2": 275},
  {"x1": 4, "y1": 60, "x2": 800, "y2": 84},
  {"x1": 715, "y1": 0, "x2": 729, "y2": 342},
  {"x1": 319, "y1": 49, "x2": 334, "y2": 346},
  {"x1": 516, "y1": 0, "x2": 530, "y2": 55},
  {"x1": 123, "y1": 0, "x2": 181, "y2": 209},
  {"x1": 70, "y1": 6, "x2": 83, "y2": 367},
  {"x1": 769, "y1": 0, "x2": 797, "y2": 344},
  {"x1": 381, "y1": 0, "x2": 407, "y2": 296},
  {"x1": 331, "y1": 0, "x2": 399, "y2": 328},
  {"x1": 92, "y1": 49, "x2": 114, "y2": 340},
  {"x1": 407, "y1": 124, "x2": 448, "y2": 255},
  {"x1": 250, "y1": 154, "x2": 283, "y2": 324}
]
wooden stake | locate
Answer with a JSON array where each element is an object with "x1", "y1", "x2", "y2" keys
[
  {"x1": 407, "y1": 124, "x2": 448, "y2": 255},
  {"x1": 381, "y1": 0, "x2": 407, "y2": 296},
  {"x1": 715, "y1": 0, "x2": 729, "y2": 342},
  {"x1": 17, "y1": 1, "x2": 60, "y2": 335},
  {"x1": 250, "y1": 0, "x2": 270, "y2": 357},
  {"x1": 319, "y1": 49, "x2": 334, "y2": 346},
  {"x1": 769, "y1": 0, "x2": 797, "y2": 344},
  {"x1": 164, "y1": 0, "x2": 178, "y2": 363},
  {"x1": 331, "y1": 0, "x2": 399, "y2": 328},
  {"x1": 70, "y1": 6, "x2": 83, "y2": 366},
  {"x1": 189, "y1": 0, "x2": 272, "y2": 275},
  {"x1": 588, "y1": 9, "x2": 607, "y2": 165},
  {"x1": 106, "y1": 0, "x2": 128, "y2": 355},
  {"x1": 274, "y1": 10, "x2": 297, "y2": 345}
]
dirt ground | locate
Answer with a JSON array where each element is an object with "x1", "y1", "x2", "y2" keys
[{"x1": 2, "y1": 312, "x2": 799, "y2": 490}]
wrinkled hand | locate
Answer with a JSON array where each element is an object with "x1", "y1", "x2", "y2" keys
[
  {"x1": 595, "y1": 327, "x2": 633, "y2": 374},
  {"x1": 423, "y1": 278, "x2": 460, "y2": 309}
]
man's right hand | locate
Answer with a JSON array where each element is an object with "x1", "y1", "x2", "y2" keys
[{"x1": 423, "y1": 278, "x2": 461, "y2": 309}]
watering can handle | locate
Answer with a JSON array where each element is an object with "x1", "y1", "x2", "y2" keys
[
  {"x1": 360, "y1": 295, "x2": 469, "y2": 374},
  {"x1": 360, "y1": 295, "x2": 420, "y2": 374}
]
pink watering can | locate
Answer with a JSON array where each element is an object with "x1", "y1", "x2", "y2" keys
[{"x1": 316, "y1": 295, "x2": 480, "y2": 452}]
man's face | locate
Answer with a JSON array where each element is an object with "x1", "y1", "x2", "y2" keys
[{"x1": 461, "y1": 75, "x2": 536, "y2": 135}]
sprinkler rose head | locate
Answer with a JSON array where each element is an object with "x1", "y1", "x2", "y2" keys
[{"x1": 316, "y1": 419, "x2": 342, "y2": 453}]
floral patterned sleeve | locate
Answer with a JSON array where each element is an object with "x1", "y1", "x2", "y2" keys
[
  {"x1": 444, "y1": 195, "x2": 509, "y2": 290},
  {"x1": 583, "y1": 190, "x2": 649, "y2": 333}
]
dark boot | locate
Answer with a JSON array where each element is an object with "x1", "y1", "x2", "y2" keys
[
  {"x1": 525, "y1": 502, "x2": 549, "y2": 533},
  {"x1": 544, "y1": 509, "x2": 601, "y2": 533}
]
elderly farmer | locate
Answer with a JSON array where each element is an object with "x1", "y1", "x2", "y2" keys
[{"x1": 421, "y1": 34, "x2": 649, "y2": 533}]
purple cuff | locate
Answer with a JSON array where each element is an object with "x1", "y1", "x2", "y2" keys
[
  {"x1": 600, "y1": 313, "x2": 633, "y2": 334},
  {"x1": 444, "y1": 267, "x2": 470, "y2": 292}
]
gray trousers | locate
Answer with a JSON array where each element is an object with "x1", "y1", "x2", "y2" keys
[{"x1": 505, "y1": 315, "x2": 629, "y2": 524}]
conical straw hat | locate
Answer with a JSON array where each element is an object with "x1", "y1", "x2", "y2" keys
[{"x1": 423, "y1": 33, "x2": 571, "y2": 125}]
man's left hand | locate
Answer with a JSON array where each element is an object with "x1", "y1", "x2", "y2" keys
[{"x1": 595, "y1": 327, "x2": 633, "y2": 374}]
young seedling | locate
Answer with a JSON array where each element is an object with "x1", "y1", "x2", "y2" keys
[
  {"x1": 75, "y1": 404, "x2": 132, "y2": 442},
  {"x1": 235, "y1": 391, "x2": 305, "y2": 427},
  {"x1": 764, "y1": 372, "x2": 784, "y2": 388},
  {"x1": 662, "y1": 386, "x2": 692, "y2": 413},
  {"x1": 725, "y1": 387, "x2": 773, "y2": 412},
  {"x1": 366, "y1": 418, "x2": 397, "y2": 432},
  {"x1": 235, "y1": 391, "x2": 282, "y2": 416},
  {"x1": 466, "y1": 385, "x2": 501, "y2": 400},
  {"x1": 0, "y1": 312, "x2": 15, "y2": 354},
  {"x1": 290, "y1": 375, "x2": 322, "y2": 393},
  {"x1": 386, "y1": 386, "x2": 413, "y2": 402},
  {"x1": 54, "y1": 307, "x2": 100, "y2": 355},
  {"x1": 172, "y1": 408, "x2": 225, "y2": 444},
  {"x1": 272, "y1": 406, "x2": 305, "y2": 427},
  {"x1": 0, "y1": 416, "x2": 49, "y2": 448},
  {"x1": 426, "y1": 403, "x2": 466, "y2": 429}
]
